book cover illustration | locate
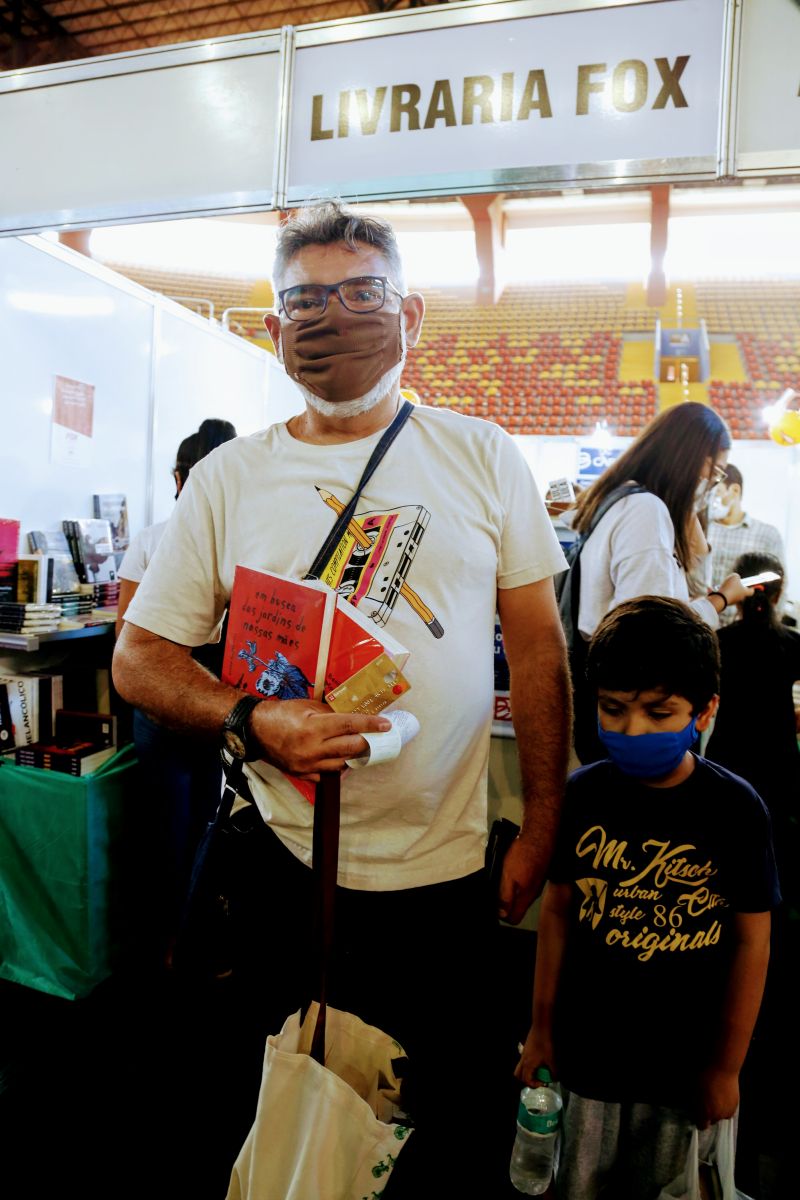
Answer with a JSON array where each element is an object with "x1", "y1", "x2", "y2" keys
[
  {"x1": 93, "y1": 494, "x2": 130, "y2": 552},
  {"x1": 15, "y1": 556, "x2": 54, "y2": 605},
  {"x1": 63, "y1": 518, "x2": 118, "y2": 584},
  {"x1": 28, "y1": 530, "x2": 82, "y2": 594}
]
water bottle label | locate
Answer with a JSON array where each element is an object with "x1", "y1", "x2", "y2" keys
[{"x1": 517, "y1": 1100, "x2": 560, "y2": 1136}]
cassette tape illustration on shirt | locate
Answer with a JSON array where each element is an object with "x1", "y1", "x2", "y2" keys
[{"x1": 316, "y1": 489, "x2": 444, "y2": 639}]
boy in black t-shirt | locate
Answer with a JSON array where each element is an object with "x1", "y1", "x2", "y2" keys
[{"x1": 516, "y1": 596, "x2": 780, "y2": 1199}]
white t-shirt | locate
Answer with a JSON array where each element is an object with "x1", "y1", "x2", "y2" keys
[
  {"x1": 118, "y1": 521, "x2": 168, "y2": 583},
  {"x1": 125, "y1": 405, "x2": 566, "y2": 890},
  {"x1": 577, "y1": 491, "x2": 719, "y2": 639}
]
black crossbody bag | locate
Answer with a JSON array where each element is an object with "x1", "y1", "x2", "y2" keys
[{"x1": 171, "y1": 400, "x2": 414, "y2": 982}]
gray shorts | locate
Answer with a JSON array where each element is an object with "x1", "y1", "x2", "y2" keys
[{"x1": 555, "y1": 1088, "x2": 725, "y2": 1200}]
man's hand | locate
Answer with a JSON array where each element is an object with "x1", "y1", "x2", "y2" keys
[
  {"x1": 250, "y1": 700, "x2": 391, "y2": 779},
  {"x1": 498, "y1": 835, "x2": 549, "y2": 925},
  {"x1": 696, "y1": 1066, "x2": 740, "y2": 1129}
]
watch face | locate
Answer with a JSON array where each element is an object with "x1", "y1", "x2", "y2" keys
[{"x1": 223, "y1": 728, "x2": 247, "y2": 759}]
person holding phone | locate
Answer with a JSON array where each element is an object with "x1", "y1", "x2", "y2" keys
[
  {"x1": 706, "y1": 552, "x2": 800, "y2": 854},
  {"x1": 709, "y1": 464, "x2": 785, "y2": 626},
  {"x1": 565, "y1": 402, "x2": 753, "y2": 762}
]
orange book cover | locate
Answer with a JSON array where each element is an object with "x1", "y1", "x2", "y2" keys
[{"x1": 324, "y1": 598, "x2": 411, "y2": 715}]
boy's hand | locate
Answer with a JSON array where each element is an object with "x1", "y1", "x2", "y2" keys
[
  {"x1": 696, "y1": 1066, "x2": 739, "y2": 1128},
  {"x1": 514, "y1": 1027, "x2": 558, "y2": 1087}
]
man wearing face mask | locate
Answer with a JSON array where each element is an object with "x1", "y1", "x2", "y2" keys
[
  {"x1": 113, "y1": 201, "x2": 571, "y2": 1195},
  {"x1": 709, "y1": 463, "x2": 785, "y2": 626}
]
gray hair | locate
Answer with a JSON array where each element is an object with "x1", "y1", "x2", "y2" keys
[{"x1": 272, "y1": 201, "x2": 406, "y2": 294}]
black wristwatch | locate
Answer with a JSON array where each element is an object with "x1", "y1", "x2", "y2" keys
[{"x1": 221, "y1": 694, "x2": 264, "y2": 761}]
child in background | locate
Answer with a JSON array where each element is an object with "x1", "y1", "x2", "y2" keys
[
  {"x1": 706, "y1": 551, "x2": 800, "y2": 891},
  {"x1": 516, "y1": 596, "x2": 780, "y2": 1199}
]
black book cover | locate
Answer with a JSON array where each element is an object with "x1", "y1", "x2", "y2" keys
[{"x1": 0, "y1": 683, "x2": 15, "y2": 751}]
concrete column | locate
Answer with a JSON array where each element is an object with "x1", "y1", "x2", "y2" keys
[
  {"x1": 58, "y1": 230, "x2": 93, "y2": 257},
  {"x1": 460, "y1": 193, "x2": 506, "y2": 306},
  {"x1": 646, "y1": 185, "x2": 670, "y2": 307}
]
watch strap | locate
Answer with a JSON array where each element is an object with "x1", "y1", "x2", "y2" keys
[{"x1": 223, "y1": 693, "x2": 264, "y2": 757}]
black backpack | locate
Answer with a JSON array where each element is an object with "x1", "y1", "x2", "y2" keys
[{"x1": 555, "y1": 483, "x2": 647, "y2": 762}]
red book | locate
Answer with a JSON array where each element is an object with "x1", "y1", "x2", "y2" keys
[
  {"x1": 222, "y1": 566, "x2": 411, "y2": 802},
  {"x1": 222, "y1": 567, "x2": 337, "y2": 804},
  {"x1": 0, "y1": 519, "x2": 20, "y2": 564}
]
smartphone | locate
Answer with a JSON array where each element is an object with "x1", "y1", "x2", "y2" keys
[
  {"x1": 548, "y1": 477, "x2": 575, "y2": 504},
  {"x1": 740, "y1": 571, "x2": 781, "y2": 587}
]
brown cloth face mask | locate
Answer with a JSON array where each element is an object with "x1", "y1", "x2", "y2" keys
[{"x1": 280, "y1": 308, "x2": 403, "y2": 402}]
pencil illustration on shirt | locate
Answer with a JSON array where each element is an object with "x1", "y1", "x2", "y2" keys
[{"x1": 316, "y1": 487, "x2": 444, "y2": 638}]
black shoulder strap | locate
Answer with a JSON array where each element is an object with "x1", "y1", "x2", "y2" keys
[
  {"x1": 568, "y1": 483, "x2": 648, "y2": 642},
  {"x1": 305, "y1": 399, "x2": 414, "y2": 582},
  {"x1": 304, "y1": 397, "x2": 413, "y2": 1062}
]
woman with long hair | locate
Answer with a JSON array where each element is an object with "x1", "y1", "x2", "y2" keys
[{"x1": 568, "y1": 402, "x2": 751, "y2": 760}]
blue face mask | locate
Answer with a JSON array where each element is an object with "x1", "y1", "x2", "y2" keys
[{"x1": 597, "y1": 716, "x2": 699, "y2": 779}]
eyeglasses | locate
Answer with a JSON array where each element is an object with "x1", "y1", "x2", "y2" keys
[
  {"x1": 710, "y1": 465, "x2": 727, "y2": 487},
  {"x1": 277, "y1": 276, "x2": 404, "y2": 322}
]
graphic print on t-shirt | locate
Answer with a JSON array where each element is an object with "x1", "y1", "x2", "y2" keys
[
  {"x1": 577, "y1": 877, "x2": 608, "y2": 929},
  {"x1": 316, "y1": 488, "x2": 444, "y2": 638},
  {"x1": 572, "y1": 823, "x2": 728, "y2": 962}
]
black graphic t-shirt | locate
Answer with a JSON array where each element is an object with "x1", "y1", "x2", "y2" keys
[{"x1": 549, "y1": 757, "x2": 780, "y2": 1107}]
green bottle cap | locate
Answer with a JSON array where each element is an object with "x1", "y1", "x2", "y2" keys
[{"x1": 535, "y1": 1066, "x2": 553, "y2": 1085}]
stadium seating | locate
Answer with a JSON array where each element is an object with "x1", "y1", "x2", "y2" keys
[{"x1": 107, "y1": 265, "x2": 800, "y2": 440}]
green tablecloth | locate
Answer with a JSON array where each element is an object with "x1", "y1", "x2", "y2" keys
[{"x1": 0, "y1": 745, "x2": 140, "y2": 999}]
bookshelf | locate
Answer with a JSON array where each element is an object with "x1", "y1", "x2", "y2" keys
[{"x1": 0, "y1": 624, "x2": 114, "y2": 653}]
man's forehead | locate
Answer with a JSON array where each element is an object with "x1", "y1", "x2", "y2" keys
[{"x1": 281, "y1": 242, "x2": 393, "y2": 288}]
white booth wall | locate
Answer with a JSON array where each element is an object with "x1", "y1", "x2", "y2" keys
[{"x1": 0, "y1": 235, "x2": 303, "y2": 544}]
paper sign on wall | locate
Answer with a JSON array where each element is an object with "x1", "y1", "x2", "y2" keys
[{"x1": 51, "y1": 375, "x2": 94, "y2": 467}]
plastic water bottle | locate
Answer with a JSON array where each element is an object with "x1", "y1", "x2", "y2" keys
[{"x1": 509, "y1": 1066, "x2": 563, "y2": 1195}]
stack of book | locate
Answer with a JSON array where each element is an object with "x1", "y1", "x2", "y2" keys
[
  {"x1": 15, "y1": 709, "x2": 117, "y2": 776},
  {"x1": 0, "y1": 602, "x2": 62, "y2": 636},
  {"x1": 92, "y1": 579, "x2": 120, "y2": 614},
  {"x1": 56, "y1": 590, "x2": 95, "y2": 623},
  {"x1": 222, "y1": 566, "x2": 411, "y2": 804}
]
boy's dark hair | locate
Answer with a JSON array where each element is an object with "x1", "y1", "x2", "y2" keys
[{"x1": 587, "y1": 596, "x2": 720, "y2": 714}]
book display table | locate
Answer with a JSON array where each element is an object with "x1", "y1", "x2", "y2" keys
[{"x1": 0, "y1": 745, "x2": 141, "y2": 1000}]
